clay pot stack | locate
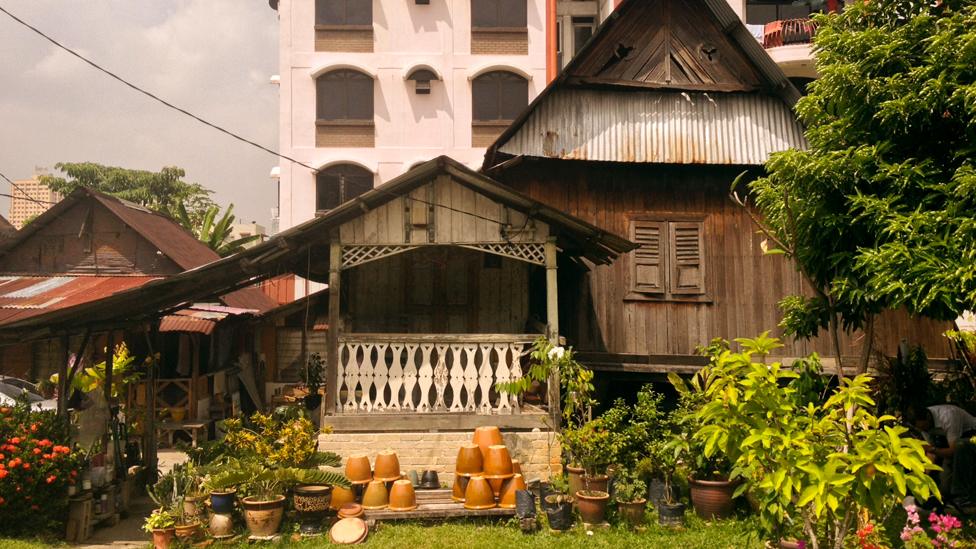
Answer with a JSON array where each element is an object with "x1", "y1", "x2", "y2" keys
[{"x1": 451, "y1": 425, "x2": 524, "y2": 510}]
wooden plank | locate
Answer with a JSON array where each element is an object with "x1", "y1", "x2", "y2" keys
[
  {"x1": 323, "y1": 410, "x2": 550, "y2": 432},
  {"x1": 326, "y1": 240, "x2": 341, "y2": 414}
]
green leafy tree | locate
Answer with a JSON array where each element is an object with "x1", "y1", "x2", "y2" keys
[
  {"x1": 741, "y1": 0, "x2": 976, "y2": 370},
  {"x1": 41, "y1": 162, "x2": 216, "y2": 231},
  {"x1": 175, "y1": 202, "x2": 260, "y2": 257}
]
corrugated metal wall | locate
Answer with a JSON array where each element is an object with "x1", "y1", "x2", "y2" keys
[{"x1": 498, "y1": 88, "x2": 807, "y2": 165}]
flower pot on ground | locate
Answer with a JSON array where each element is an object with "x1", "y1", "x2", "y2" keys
[
  {"x1": 143, "y1": 508, "x2": 176, "y2": 549},
  {"x1": 583, "y1": 474, "x2": 609, "y2": 493},
  {"x1": 658, "y1": 501, "x2": 686, "y2": 526},
  {"x1": 209, "y1": 489, "x2": 237, "y2": 514},
  {"x1": 151, "y1": 528, "x2": 176, "y2": 549},
  {"x1": 173, "y1": 521, "x2": 202, "y2": 542},
  {"x1": 688, "y1": 477, "x2": 735, "y2": 519},
  {"x1": 293, "y1": 484, "x2": 333, "y2": 535},
  {"x1": 208, "y1": 512, "x2": 235, "y2": 539},
  {"x1": 576, "y1": 490, "x2": 610, "y2": 525},
  {"x1": 612, "y1": 468, "x2": 647, "y2": 528},
  {"x1": 242, "y1": 494, "x2": 287, "y2": 537},
  {"x1": 566, "y1": 465, "x2": 585, "y2": 501},
  {"x1": 543, "y1": 494, "x2": 575, "y2": 531}
]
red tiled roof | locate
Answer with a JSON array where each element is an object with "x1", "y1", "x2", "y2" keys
[{"x1": 0, "y1": 275, "x2": 158, "y2": 326}]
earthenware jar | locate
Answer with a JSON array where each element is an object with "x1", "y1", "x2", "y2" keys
[
  {"x1": 209, "y1": 489, "x2": 237, "y2": 514},
  {"x1": 174, "y1": 522, "x2": 201, "y2": 542},
  {"x1": 330, "y1": 485, "x2": 356, "y2": 511},
  {"x1": 498, "y1": 474, "x2": 527, "y2": 509},
  {"x1": 361, "y1": 479, "x2": 389, "y2": 510},
  {"x1": 241, "y1": 494, "x2": 287, "y2": 538},
  {"x1": 472, "y1": 426, "x2": 504, "y2": 459},
  {"x1": 182, "y1": 494, "x2": 205, "y2": 522},
  {"x1": 345, "y1": 454, "x2": 373, "y2": 485},
  {"x1": 576, "y1": 490, "x2": 610, "y2": 525},
  {"x1": 293, "y1": 484, "x2": 332, "y2": 535},
  {"x1": 388, "y1": 479, "x2": 418, "y2": 512},
  {"x1": 337, "y1": 503, "x2": 364, "y2": 519},
  {"x1": 151, "y1": 527, "x2": 175, "y2": 549},
  {"x1": 454, "y1": 443, "x2": 483, "y2": 476},
  {"x1": 463, "y1": 475, "x2": 496, "y2": 510},
  {"x1": 419, "y1": 470, "x2": 440, "y2": 489},
  {"x1": 208, "y1": 512, "x2": 234, "y2": 539},
  {"x1": 617, "y1": 498, "x2": 647, "y2": 528},
  {"x1": 483, "y1": 445, "x2": 514, "y2": 496},
  {"x1": 373, "y1": 450, "x2": 401, "y2": 482}
]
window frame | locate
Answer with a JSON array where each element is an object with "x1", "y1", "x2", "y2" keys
[
  {"x1": 471, "y1": 0, "x2": 528, "y2": 30},
  {"x1": 471, "y1": 70, "x2": 529, "y2": 124},
  {"x1": 625, "y1": 214, "x2": 710, "y2": 303},
  {"x1": 315, "y1": 164, "x2": 375, "y2": 212},
  {"x1": 315, "y1": 0, "x2": 373, "y2": 28},
  {"x1": 315, "y1": 69, "x2": 375, "y2": 125}
]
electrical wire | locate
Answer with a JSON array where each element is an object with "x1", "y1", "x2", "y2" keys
[
  {"x1": 0, "y1": 4, "x2": 515, "y2": 229},
  {"x1": 0, "y1": 169, "x2": 59, "y2": 206}
]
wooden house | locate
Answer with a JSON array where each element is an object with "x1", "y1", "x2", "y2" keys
[{"x1": 483, "y1": 0, "x2": 953, "y2": 378}]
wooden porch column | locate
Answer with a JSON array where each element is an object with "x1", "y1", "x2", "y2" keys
[
  {"x1": 544, "y1": 237, "x2": 561, "y2": 430},
  {"x1": 57, "y1": 333, "x2": 69, "y2": 417},
  {"x1": 325, "y1": 240, "x2": 341, "y2": 416}
]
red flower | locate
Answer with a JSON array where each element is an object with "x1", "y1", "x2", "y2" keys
[
  {"x1": 0, "y1": 453, "x2": 5, "y2": 461},
  {"x1": 8, "y1": 459, "x2": 19, "y2": 468},
  {"x1": 45, "y1": 475, "x2": 56, "y2": 484},
  {"x1": 0, "y1": 469, "x2": 7, "y2": 479},
  {"x1": 21, "y1": 463, "x2": 30, "y2": 470},
  {"x1": 30, "y1": 424, "x2": 38, "y2": 433},
  {"x1": 37, "y1": 439, "x2": 52, "y2": 448},
  {"x1": 42, "y1": 454, "x2": 52, "y2": 460},
  {"x1": 32, "y1": 448, "x2": 41, "y2": 455},
  {"x1": 9, "y1": 437, "x2": 20, "y2": 445},
  {"x1": 0, "y1": 496, "x2": 5, "y2": 505},
  {"x1": 30, "y1": 504, "x2": 39, "y2": 510}
]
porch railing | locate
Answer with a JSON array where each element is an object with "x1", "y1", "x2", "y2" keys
[
  {"x1": 763, "y1": 18, "x2": 817, "y2": 48},
  {"x1": 335, "y1": 334, "x2": 539, "y2": 415}
]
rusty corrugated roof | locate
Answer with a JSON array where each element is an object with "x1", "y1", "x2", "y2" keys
[
  {"x1": 159, "y1": 315, "x2": 217, "y2": 335},
  {"x1": 0, "y1": 275, "x2": 159, "y2": 326}
]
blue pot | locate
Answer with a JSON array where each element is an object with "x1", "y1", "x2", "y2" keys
[{"x1": 210, "y1": 489, "x2": 237, "y2": 514}]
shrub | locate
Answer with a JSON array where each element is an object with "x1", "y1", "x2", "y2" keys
[{"x1": 0, "y1": 397, "x2": 84, "y2": 536}]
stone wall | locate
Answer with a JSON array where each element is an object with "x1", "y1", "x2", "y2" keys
[{"x1": 320, "y1": 430, "x2": 561, "y2": 487}]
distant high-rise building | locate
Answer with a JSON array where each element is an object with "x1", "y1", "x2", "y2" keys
[{"x1": 8, "y1": 168, "x2": 61, "y2": 229}]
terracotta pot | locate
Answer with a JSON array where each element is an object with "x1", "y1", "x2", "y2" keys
[
  {"x1": 689, "y1": 478, "x2": 735, "y2": 519},
  {"x1": 208, "y1": 512, "x2": 234, "y2": 539},
  {"x1": 566, "y1": 465, "x2": 585, "y2": 506},
  {"x1": 498, "y1": 474, "x2": 527, "y2": 509},
  {"x1": 455, "y1": 443, "x2": 484, "y2": 476},
  {"x1": 511, "y1": 459, "x2": 523, "y2": 476},
  {"x1": 483, "y1": 445, "x2": 514, "y2": 477},
  {"x1": 174, "y1": 522, "x2": 201, "y2": 542},
  {"x1": 373, "y1": 450, "x2": 401, "y2": 482},
  {"x1": 169, "y1": 407, "x2": 186, "y2": 422},
  {"x1": 182, "y1": 494, "x2": 205, "y2": 521},
  {"x1": 293, "y1": 484, "x2": 332, "y2": 514},
  {"x1": 582, "y1": 474, "x2": 609, "y2": 493},
  {"x1": 388, "y1": 479, "x2": 418, "y2": 511},
  {"x1": 658, "y1": 501, "x2": 686, "y2": 526},
  {"x1": 330, "y1": 485, "x2": 356, "y2": 510},
  {"x1": 617, "y1": 499, "x2": 647, "y2": 527},
  {"x1": 241, "y1": 495, "x2": 286, "y2": 538},
  {"x1": 337, "y1": 503, "x2": 364, "y2": 519},
  {"x1": 576, "y1": 490, "x2": 610, "y2": 525},
  {"x1": 330, "y1": 517, "x2": 368, "y2": 545},
  {"x1": 151, "y1": 527, "x2": 175, "y2": 549},
  {"x1": 463, "y1": 476, "x2": 496, "y2": 510},
  {"x1": 209, "y1": 489, "x2": 237, "y2": 514},
  {"x1": 472, "y1": 426, "x2": 504, "y2": 459},
  {"x1": 451, "y1": 474, "x2": 470, "y2": 502},
  {"x1": 361, "y1": 479, "x2": 389, "y2": 510},
  {"x1": 345, "y1": 454, "x2": 373, "y2": 485}
]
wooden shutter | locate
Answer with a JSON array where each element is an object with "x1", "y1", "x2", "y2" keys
[
  {"x1": 630, "y1": 220, "x2": 666, "y2": 294},
  {"x1": 669, "y1": 221, "x2": 705, "y2": 295}
]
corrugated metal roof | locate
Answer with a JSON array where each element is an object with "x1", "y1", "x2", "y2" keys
[
  {"x1": 0, "y1": 276, "x2": 159, "y2": 326},
  {"x1": 496, "y1": 89, "x2": 807, "y2": 165},
  {"x1": 159, "y1": 315, "x2": 217, "y2": 335}
]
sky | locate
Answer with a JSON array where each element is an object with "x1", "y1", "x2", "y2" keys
[{"x1": 0, "y1": 0, "x2": 280, "y2": 227}]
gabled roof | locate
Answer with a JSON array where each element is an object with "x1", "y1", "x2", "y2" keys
[
  {"x1": 0, "y1": 157, "x2": 635, "y2": 340},
  {"x1": 0, "y1": 215, "x2": 15, "y2": 241},
  {"x1": 484, "y1": 0, "x2": 806, "y2": 168}
]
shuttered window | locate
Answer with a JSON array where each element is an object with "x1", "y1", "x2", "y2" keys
[
  {"x1": 472, "y1": 71, "x2": 529, "y2": 122},
  {"x1": 316, "y1": 0, "x2": 372, "y2": 26},
  {"x1": 316, "y1": 164, "x2": 374, "y2": 211},
  {"x1": 629, "y1": 219, "x2": 706, "y2": 299},
  {"x1": 472, "y1": 0, "x2": 527, "y2": 28},
  {"x1": 316, "y1": 70, "x2": 374, "y2": 122}
]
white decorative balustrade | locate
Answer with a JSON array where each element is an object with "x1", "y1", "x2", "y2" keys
[{"x1": 335, "y1": 334, "x2": 538, "y2": 415}]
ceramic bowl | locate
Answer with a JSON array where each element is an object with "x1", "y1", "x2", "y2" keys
[
  {"x1": 388, "y1": 479, "x2": 418, "y2": 512},
  {"x1": 345, "y1": 454, "x2": 372, "y2": 485},
  {"x1": 498, "y1": 474, "x2": 527, "y2": 509},
  {"x1": 463, "y1": 475, "x2": 496, "y2": 510},
  {"x1": 361, "y1": 480, "x2": 389, "y2": 510},
  {"x1": 455, "y1": 443, "x2": 484, "y2": 476},
  {"x1": 373, "y1": 450, "x2": 401, "y2": 482},
  {"x1": 472, "y1": 426, "x2": 503, "y2": 459}
]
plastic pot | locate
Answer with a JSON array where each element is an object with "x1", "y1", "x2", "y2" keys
[
  {"x1": 241, "y1": 495, "x2": 286, "y2": 538},
  {"x1": 544, "y1": 496, "x2": 575, "y2": 531},
  {"x1": 576, "y1": 490, "x2": 610, "y2": 525},
  {"x1": 209, "y1": 489, "x2": 237, "y2": 514},
  {"x1": 617, "y1": 499, "x2": 647, "y2": 528},
  {"x1": 658, "y1": 501, "x2": 687, "y2": 526},
  {"x1": 689, "y1": 478, "x2": 735, "y2": 519},
  {"x1": 303, "y1": 393, "x2": 322, "y2": 410},
  {"x1": 515, "y1": 489, "x2": 537, "y2": 518}
]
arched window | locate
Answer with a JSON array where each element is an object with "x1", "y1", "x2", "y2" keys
[
  {"x1": 316, "y1": 164, "x2": 374, "y2": 211},
  {"x1": 316, "y1": 0, "x2": 372, "y2": 26},
  {"x1": 316, "y1": 69, "x2": 374, "y2": 122},
  {"x1": 472, "y1": 71, "x2": 528, "y2": 122},
  {"x1": 472, "y1": 0, "x2": 526, "y2": 28}
]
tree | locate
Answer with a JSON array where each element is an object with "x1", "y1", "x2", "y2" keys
[
  {"x1": 175, "y1": 202, "x2": 261, "y2": 257},
  {"x1": 741, "y1": 0, "x2": 976, "y2": 370},
  {"x1": 41, "y1": 162, "x2": 215, "y2": 228}
]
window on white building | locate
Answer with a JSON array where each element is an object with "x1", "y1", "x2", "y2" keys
[
  {"x1": 316, "y1": 164, "x2": 374, "y2": 211},
  {"x1": 316, "y1": 70, "x2": 374, "y2": 122},
  {"x1": 316, "y1": 0, "x2": 372, "y2": 26},
  {"x1": 471, "y1": 71, "x2": 528, "y2": 122}
]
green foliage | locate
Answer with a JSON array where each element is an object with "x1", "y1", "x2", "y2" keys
[
  {"x1": 142, "y1": 508, "x2": 175, "y2": 533},
  {"x1": 748, "y1": 0, "x2": 976, "y2": 339},
  {"x1": 668, "y1": 355, "x2": 731, "y2": 480},
  {"x1": 304, "y1": 352, "x2": 324, "y2": 393},
  {"x1": 875, "y1": 345, "x2": 937, "y2": 417},
  {"x1": 148, "y1": 462, "x2": 201, "y2": 524},
  {"x1": 611, "y1": 468, "x2": 647, "y2": 504},
  {"x1": 692, "y1": 333, "x2": 940, "y2": 548},
  {"x1": 49, "y1": 343, "x2": 142, "y2": 399},
  {"x1": 203, "y1": 456, "x2": 349, "y2": 500},
  {"x1": 175, "y1": 202, "x2": 260, "y2": 257}
]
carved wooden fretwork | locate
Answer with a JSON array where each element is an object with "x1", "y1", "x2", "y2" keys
[
  {"x1": 341, "y1": 245, "x2": 418, "y2": 269},
  {"x1": 458, "y1": 243, "x2": 546, "y2": 265}
]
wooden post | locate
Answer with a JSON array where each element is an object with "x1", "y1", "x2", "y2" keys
[
  {"x1": 105, "y1": 330, "x2": 115, "y2": 404},
  {"x1": 544, "y1": 238, "x2": 561, "y2": 430},
  {"x1": 325, "y1": 240, "x2": 342, "y2": 416},
  {"x1": 57, "y1": 333, "x2": 69, "y2": 417},
  {"x1": 144, "y1": 323, "x2": 160, "y2": 484}
]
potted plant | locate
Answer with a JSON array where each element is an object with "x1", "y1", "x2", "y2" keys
[
  {"x1": 143, "y1": 508, "x2": 176, "y2": 549},
  {"x1": 541, "y1": 474, "x2": 575, "y2": 532},
  {"x1": 149, "y1": 464, "x2": 203, "y2": 542},
  {"x1": 642, "y1": 439, "x2": 687, "y2": 526},
  {"x1": 613, "y1": 468, "x2": 647, "y2": 528},
  {"x1": 303, "y1": 352, "x2": 324, "y2": 410}
]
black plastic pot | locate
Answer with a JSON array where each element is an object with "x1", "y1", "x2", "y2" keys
[
  {"x1": 515, "y1": 489, "x2": 537, "y2": 518},
  {"x1": 303, "y1": 393, "x2": 322, "y2": 410},
  {"x1": 658, "y1": 501, "x2": 686, "y2": 526},
  {"x1": 544, "y1": 496, "x2": 575, "y2": 531}
]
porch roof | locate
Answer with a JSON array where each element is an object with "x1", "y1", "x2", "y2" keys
[{"x1": 0, "y1": 157, "x2": 635, "y2": 342}]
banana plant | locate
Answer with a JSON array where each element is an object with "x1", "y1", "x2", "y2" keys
[{"x1": 176, "y1": 202, "x2": 261, "y2": 256}]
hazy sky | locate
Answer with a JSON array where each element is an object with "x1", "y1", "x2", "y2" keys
[{"x1": 0, "y1": 1, "x2": 279, "y2": 226}]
